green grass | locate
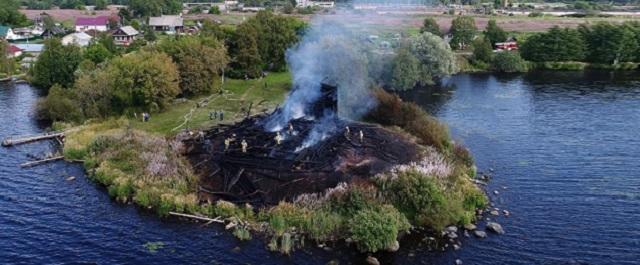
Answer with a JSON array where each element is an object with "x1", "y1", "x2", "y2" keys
[{"x1": 132, "y1": 72, "x2": 292, "y2": 136}]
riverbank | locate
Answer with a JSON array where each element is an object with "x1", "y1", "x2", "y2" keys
[
  {"x1": 457, "y1": 53, "x2": 640, "y2": 74},
  {"x1": 52, "y1": 73, "x2": 488, "y2": 257}
]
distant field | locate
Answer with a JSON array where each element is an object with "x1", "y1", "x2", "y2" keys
[
  {"x1": 20, "y1": 8, "x2": 118, "y2": 21},
  {"x1": 317, "y1": 13, "x2": 640, "y2": 33}
]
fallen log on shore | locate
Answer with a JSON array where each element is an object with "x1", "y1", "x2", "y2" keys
[{"x1": 20, "y1": 156, "x2": 64, "y2": 168}]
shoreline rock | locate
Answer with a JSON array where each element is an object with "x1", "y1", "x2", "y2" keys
[
  {"x1": 366, "y1": 256, "x2": 380, "y2": 265},
  {"x1": 486, "y1": 222, "x2": 505, "y2": 234},
  {"x1": 473, "y1": 230, "x2": 487, "y2": 238}
]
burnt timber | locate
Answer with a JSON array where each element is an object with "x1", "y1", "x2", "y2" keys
[{"x1": 184, "y1": 116, "x2": 421, "y2": 205}]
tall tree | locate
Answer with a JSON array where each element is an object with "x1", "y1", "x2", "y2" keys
[
  {"x1": 85, "y1": 42, "x2": 113, "y2": 64},
  {"x1": 231, "y1": 23, "x2": 263, "y2": 78},
  {"x1": 158, "y1": 36, "x2": 229, "y2": 96},
  {"x1": 420, "y1": 17, "x2": 442, "y2": 37},
  {"x1": 0, "y1": 40, "x2": 14, "y2": 75},
  {"x1": 483, "y1": 19, "x2": 507, "y2": 46},
  {"x1": 107, "y1": 50, "x2": 180, "y2": 112},
  {"x1": 389, "y1": 32, "x2": 457, "y2": 90},
  {"x1": 449, "y1": 16, "x2": 477, "y2": 50},
  {"x1": 95, "y1": 0, "x2": 108, "y2": 10},
  {"x1": 390, "y1": 46, "x2": 422, "y2": 91},
  {"x1": 0, "y1": 0, "x2": 29, "y2": 27},
  {"x1": 246, "y1": 11, "x2": 303, "y2": 71},
  {"x1": 129, "y1": 0, "x2": 181, "y2": 17},
  {"x1": 520, "y1": 27, "x2": 586, "y2": 62},
  {"x1": 579, "y1": 23, "x2": 638, "y2": 64},
  {"x1": 471, "y1": 37, "x2": 493, "y2": 63},
  {"x1": 32, "y1": 38, "x2": 83, "y2": 91}
]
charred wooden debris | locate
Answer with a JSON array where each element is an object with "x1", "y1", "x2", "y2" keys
[{"x1": 182, "y1": 83, "x2": 422, "y2": 205}]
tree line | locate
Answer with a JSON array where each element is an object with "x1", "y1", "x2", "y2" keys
[
  {"x1": 520, "y1": 22, "x2": 640, "y2": 65},
  {"x1": 35, "y1": 11, "x2": 303, "y2": 122}
]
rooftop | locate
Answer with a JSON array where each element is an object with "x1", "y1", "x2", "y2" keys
[
  {"x1": 0, "y1": 26, "x2": 9, "y2": 37},
  {"x1": 76, "y1": 16, "x2": 110, "y2": 26},
  {"x1": 14, "y1": 44, "x2": 44, "y2": 53},
  {"x1": 149, "y1": 15, "x2": 183, "y2": 27},
  {"x1": 114, "y1": 26, "x2": 139, "y2": 36}
]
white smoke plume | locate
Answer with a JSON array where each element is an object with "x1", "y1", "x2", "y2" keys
[{"x1": 264, "y1": 15, "x2": 376, "y2": 132}]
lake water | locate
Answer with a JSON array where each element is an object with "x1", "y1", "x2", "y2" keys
[{"x1": 1, "y1": 71, "x2": 639, "y2": 264}]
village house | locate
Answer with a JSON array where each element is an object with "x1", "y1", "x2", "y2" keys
[
  {"x1": 13, "y1": 44, "x2": 44, "y2": 57},
  {"x1": 41, "y1": 26, "x2": 66, "y2": 39},
  {"x1": 61, "y1": 32, "x2": 93, "y2": 47},
  {"x1": 0, "y1": 26, "x2": 18, "y2": 41},
  {"x1": 75, "y1": 16, "x2": 111, "y2": 32},
  {"x1": 111, "y1": 26, "x2": 139, "y2": 46},
  {"x1": 148, "y1": 15, "x2": 184, "y2": 34},
  {"x1": 6, "y1": 45, "x2": 23, "y2": 58}
]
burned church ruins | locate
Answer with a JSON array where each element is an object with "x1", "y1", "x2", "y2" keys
[{"x1": 183, "y1": 83, "x2": 421, "y2": 205}]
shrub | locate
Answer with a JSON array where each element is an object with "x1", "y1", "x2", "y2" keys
[
  {"x1": 535, "y1": 61, "x2": 588, "y2": 71},
  {"x1": 452, "y1": 143, "x2": 474, "y2": 168},
  {"x1": 376, "y1": 169, "x2": 447, "y2": 228},
  {"x1": 233, "y1": 226, "x2": 252, "y2": 241},
  {"x1": 348, "y1": 205, "x2": 410, "y2": 253},
  {"x1": 366, "y1": 89, "x2": 451, "y2": 151},
  {"x1": 471, "y1": 37, "x2": 493, "y2": 63},
  {"x1": 36, "y1": 84, "x2": 83, "y2": 122},
  {"x1": 280, "y1": 232, "x2": 293, "y2": 255},
  {"x1": 463, "y1": 189, "x2": 488, "y2": 211},
  {"x1": 305, "y1": 210, "x2": 343, "y2": 241},
  {"x1": 327, "y1": 182, "x2": 379, "y2": 217},
  {"x1": 492, "y1": 52, "x2": 528, "y2": 73},
  {"x1": 265, "y1": 202, "x2": 310, "y2": 236}
]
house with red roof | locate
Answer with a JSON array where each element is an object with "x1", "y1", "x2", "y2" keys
[
  {"x1": 75, "y1": 16, "x2": 112, "y2": 32},
  {"x1": 6, "y1": 44, "x2": 23, "y2": 58}
]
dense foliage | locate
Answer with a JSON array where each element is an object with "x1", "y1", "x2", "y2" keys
[
  {"x1": 32, "y1": 38, "x2": 83, "y2": 91},
  {"x1": 471, "y1": 37, "x2": 493, "y2": 64},
  {"x1": 0, "y1": 0, "x2": 29, "y2": 27},
  {"x1": 449, "y1": 16, "x2": 476, "y2": 50},
  {"x1": 579, "y1": 22, "x2": 638, "y2": 64},
  {"x1": 492, "y1": 51, "x2": 528, "y2": 73},
  {"x1": 520, "y1": 27, "x2": 586, "y2": 62},
  {"x1": 521, "y1": 23, "x2": 640, "y2": 65},
  {"x1": 227, "y1": 11, "x2": 304, "y2": 77},
  {"x1": 420, "y1": 17, "x2": 442, "y2": 37},
  {"x1": 157, "y1": 36, "x2": 229, "y2": 96},
  {"x1": 389, "y1": 32, "x2": 457, "y2": 91},
  {"x1": 38, "y1": 50, "x2": 180, "y2": 121},
  {"x1": 129, "y1": 0, "x2": 182, "y2": 17},
  {"x1": 348, "y1": 205, "x2": 410, "y2": 253},
  {"x1": 483, "y1": 19, "x2": 507, "y2": 46},
  {"x1": 0, "y1": 41, "x2": 14, "y2": 75}
]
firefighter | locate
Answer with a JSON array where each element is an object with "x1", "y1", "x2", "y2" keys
[
  {"x1": 275, "y1": 132, "x2": 283, "y2": 145},
  {"x1": 241, "y1": 139, "x2": 248, "y2": 153},
  {"x1": 224, "y1": 138, "x2": 231, "y2": 151},
  {"x1": 359, "y1": 130, "x2": 364, "y2": 142}
]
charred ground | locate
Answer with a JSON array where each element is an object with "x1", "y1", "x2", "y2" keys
[{"x1": 184, "y1": 114, "x2": 422, "y2": 205}]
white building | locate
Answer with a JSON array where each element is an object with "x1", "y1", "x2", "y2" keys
[
  {"x1": 75, "y1": 16, "x2": 111, "y2": 32},
  {"x1": 149, "y1": 15, "x2": 184, "y2": 34},
  {"x1": 62, "y1": 32, "x2": 93, "y2": 47}
]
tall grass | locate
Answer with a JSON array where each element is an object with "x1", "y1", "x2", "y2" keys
[{"x1": 365, "y1": 89, "x2": 451, "y2": 151}]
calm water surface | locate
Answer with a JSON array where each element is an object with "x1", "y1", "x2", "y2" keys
[{"x1": 1, "y1": 71, "x2": 639, "y2": 264}]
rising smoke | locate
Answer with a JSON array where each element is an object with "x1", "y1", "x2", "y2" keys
[
  {"x1": 264, "y1": 4, "x2": 419, "y2": 150},
  {"x1": 264, "y1": 14, "x2": 376, "y2": 132}
]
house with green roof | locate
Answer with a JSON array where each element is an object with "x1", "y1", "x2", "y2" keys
[{"x1": 0, "y1": 26, "x2": 17, "y2": 40}]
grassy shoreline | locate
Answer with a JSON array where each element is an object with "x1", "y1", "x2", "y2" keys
[{"x1": 56, "y1": 72, "x2": 488, "y2": 255}]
